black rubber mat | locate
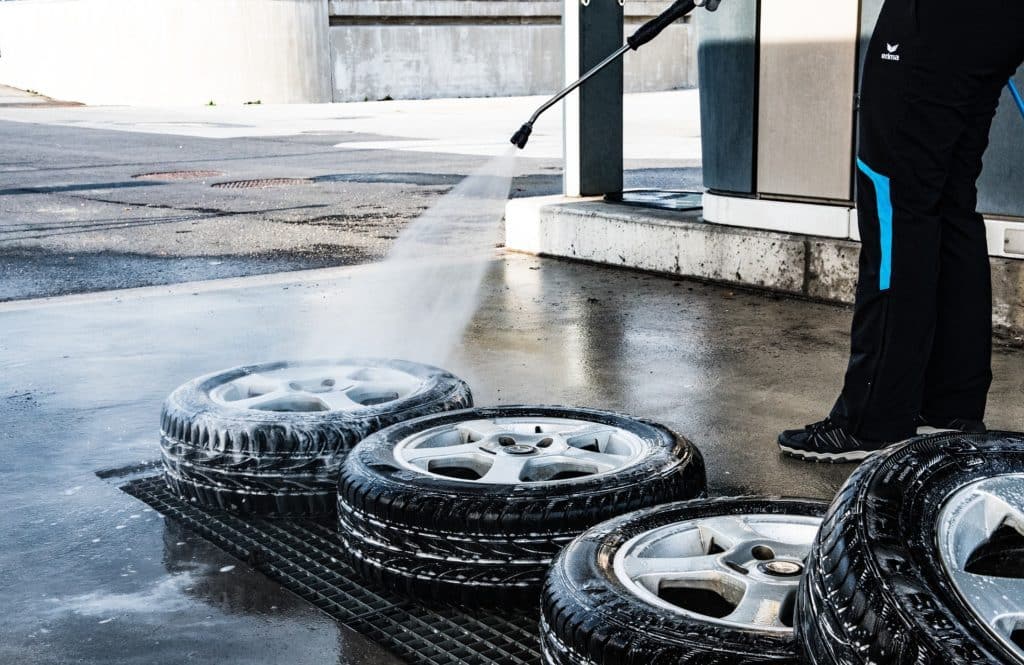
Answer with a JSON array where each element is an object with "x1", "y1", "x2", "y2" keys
[
  {"x1": 610, "y1": 189, "x2": 703, "y2": 212},
  {"x1": 121, "y1": 475, "x2": 541, "y2": 665}
]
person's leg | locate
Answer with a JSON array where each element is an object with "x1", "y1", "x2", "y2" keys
[
  {"x1": 923, "y1": 50, "x2": 1024, "y2": 426},
  {"x1": 780, "y1": 0, "x2": 948, "y2": 461},
  {"x1": 921, "y1": 105, "x2": 997, "y2": 426},
  {"x1": 828, "y1": 1, "x2": 960, "y2": 443},
  {"x1": 781, "y1": 0, "x2": 1023, "y2": 461}
]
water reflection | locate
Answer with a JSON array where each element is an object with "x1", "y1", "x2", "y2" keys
[{"x1": 161, "y1": 520, "x2": 306, "y2": 617}]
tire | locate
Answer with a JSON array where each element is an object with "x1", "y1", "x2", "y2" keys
[
  {"x1": 541, "y1": 497, "x2": 827, "y2": 665},
  {"x1": 337, "y1": 405, "x2": 707, "y2": 606},
  {"x1": 160, "y1": 358, "x2": 472, "y2": 518},
  {"x1": 797, "y1": 431, "x2": 1024, "y2": 665}
]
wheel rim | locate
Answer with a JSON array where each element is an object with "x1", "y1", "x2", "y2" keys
[
  {"x1": 612, "y1": 513, "x2": 822, "y2": 632},
  {"x1": 392, "y1": 416, "x2": 647, "y2": 485},
  {"x1": 937, "y1": 474, "x2": 1024, "y2": 661},
  {"x1": 209, "y1": 363, "x2": 426, "y2": 413}
]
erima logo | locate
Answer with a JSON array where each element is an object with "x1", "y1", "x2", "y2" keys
[{"x1": 881, "y1": 43, "x2": 900, "y2": 61}]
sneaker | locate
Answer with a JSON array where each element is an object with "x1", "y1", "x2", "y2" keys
[
  {"x1": 777, "y1": 418, "x2": 895, "y2": 463},
  {"x1": 915, "y1": 414, "x2": 987, "y2": 435}
]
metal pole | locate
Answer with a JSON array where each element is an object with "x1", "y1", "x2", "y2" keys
[{"x1": 564, "y1": 0, "x2": 624, "y2": 198}]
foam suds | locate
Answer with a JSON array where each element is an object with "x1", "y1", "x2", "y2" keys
[{"x1": 296, "y1": 148, "x2": 517, "y2": 364}]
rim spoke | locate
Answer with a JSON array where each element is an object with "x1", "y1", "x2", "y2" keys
[
  {"x1": 457, "y1": 420, "x2": 506, "y2": 441},
  {"x1": 343, "y1": 367, "x2": 386, "y2": 382},
  {"x1": 401, "y1": 443, "x2": 487, "y2": 465},
  {"x1": 620, "y1": 553, "x2": 728, "y2": 582},
  {"x1": 231, "y1": 373, "x2": 284, "y2": 396},
  {"x1": 315, "y1": 390, "x2": 365, "y2": 411},
  {"x1": 564, "y1": 424, "x2": 619, "y2": 447},
  {"x1": 761, "y1": 542, "x2": 813, "y2": 562},
  {"x1": 977, "y1": 489, "x2": 1024, "y2": 535},
  {"x1": 952, "y1": 571, "x2": 1024, "y2": 623},
  {"x1": 480, "y1": 455, "x2": 529, "y2": 484},
  {"x1": 724, "y1": 581, "x2": 793, "y2": 629},
  {"x1": 231, "y1": 388, "x2": 290, "y2": 409},
  {"x1": 348, "y1": 378, "x2": 398, "y2": 395},
  {"x1": 559, "y1": 447, "x2": 628, "y2": 469},
  {"x1": 699, "y1": 516, "x2": 764, "y2": 549}
]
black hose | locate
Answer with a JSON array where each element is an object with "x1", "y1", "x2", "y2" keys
[
  {"x1": 511, "y1": 0, "x2": 698, "y2": 149},
  {"x1": 627, "y1": 0, "x2": 697, "y2": 51}
]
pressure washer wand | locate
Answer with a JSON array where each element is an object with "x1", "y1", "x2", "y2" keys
[{"x1": 511, "y1": 0, "x2": 698, "y2": 149}]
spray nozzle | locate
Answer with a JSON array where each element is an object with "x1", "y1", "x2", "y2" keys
[{"x1": 510, "y1": 122, "x2": 534, "y2": 150}]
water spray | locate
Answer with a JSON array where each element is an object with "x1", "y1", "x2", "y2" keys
[{"x1": 511, "y1": 0, "x2": 700, "y2": 150}]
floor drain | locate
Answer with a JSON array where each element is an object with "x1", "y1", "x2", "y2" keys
[
  {"x1": 120, "y1": 475, "x2": 540, "y2": 665},
  {"x1": 211, "y1": 178, "x2": 314, "y2": 190},
  {"x1": 133, "y1": 170, "x2": 223, "y2": 181}
]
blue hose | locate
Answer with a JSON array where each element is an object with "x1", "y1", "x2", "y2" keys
[{"x1": 1009, "y1": 79, "x2": 1024, "y2": 121}]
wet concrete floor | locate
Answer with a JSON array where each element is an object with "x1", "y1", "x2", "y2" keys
[{"x1": 2, "y1": 252, "x2": 1022, "y2": 663}]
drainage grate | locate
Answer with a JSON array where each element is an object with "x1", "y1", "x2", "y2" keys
[
  {"x1": 133, "y1": 170, "x2": 224, "y2": 181},
  {"x1": 211, "y1": 178, "x2": 314, "y2": 190},
  {"x1": 121, "y1": 475, "x2": 541, "y2": 665}
]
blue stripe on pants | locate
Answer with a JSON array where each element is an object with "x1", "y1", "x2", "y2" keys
[{"x1": 856, "y1": 158, "x2": 893, "y2": 291}]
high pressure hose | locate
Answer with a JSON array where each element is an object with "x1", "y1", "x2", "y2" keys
[
  {"x1": 511, "y1": 0, "x2": 701, "y2": 149},
  {"x1": 1009, "y1": 79, "x2": 1024, "y2": 121}
]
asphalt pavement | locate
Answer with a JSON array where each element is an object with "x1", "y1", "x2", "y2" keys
[{"x1": 0, "y1": 87, "x2": 702, "y2": 300}]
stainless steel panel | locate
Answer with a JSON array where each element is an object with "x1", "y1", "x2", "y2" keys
[
  {"x1": 757, "y1": 0, "x2": 859, "y2": 202},
  {"x1": 563, "y1": 0, "x2": 623, "y2": 197}
]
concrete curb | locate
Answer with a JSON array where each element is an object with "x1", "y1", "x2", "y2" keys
[{"x1": 505, "y1": 196, "x2": 1024, "y2": 342}]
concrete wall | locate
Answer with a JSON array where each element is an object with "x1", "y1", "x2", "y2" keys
[
  {"x1": 0, "y1": 0, "x2": 331, "y2": 105},
  {"x1": 328, "y1": 0, "x2": 697, "y2": 102}
]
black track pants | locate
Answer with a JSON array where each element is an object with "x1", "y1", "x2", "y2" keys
[{"x1": 830, "y1": 0, "x2": 1024, "y2": 441}]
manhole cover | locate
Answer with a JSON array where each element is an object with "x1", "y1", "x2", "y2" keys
[
  {"x1": 211, "y1": 178, "x2": 313, "y2": 190},
  {"x1": 133, "y1": 170, "x2": 223, "y2": 181}
]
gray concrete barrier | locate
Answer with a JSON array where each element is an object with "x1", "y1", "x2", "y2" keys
[{"x1": 328, "y1": 0, "x2": 697, "y2": 102}]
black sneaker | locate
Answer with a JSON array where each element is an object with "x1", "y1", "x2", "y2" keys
[
  {"x1": 777, "y1": 418, "x2": 895, "y2": 463},
  {"x1": 915, "y1": 414, "x2": 987, "y2": 435}
]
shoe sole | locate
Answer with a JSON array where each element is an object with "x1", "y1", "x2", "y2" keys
[{"x1": 778, "y1": 445, "x2": 873, "y2": 464}]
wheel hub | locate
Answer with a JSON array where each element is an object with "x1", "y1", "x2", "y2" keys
[
  {"x1": 503, "y1": 444, "x2": 538, "y2": 456},
  {"x1": 759, "y1": 560, "x2": 803, "y2": 577}
]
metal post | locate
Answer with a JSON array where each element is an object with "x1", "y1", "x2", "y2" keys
[{"x1": 563, "y1": 0, "x2": 624, "y2": 198}]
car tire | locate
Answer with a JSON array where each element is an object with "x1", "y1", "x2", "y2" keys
[
  {"x1": 336, "y1": 405, "x2": 707, "y2": 606},
  {"x1": 541, "y1": 497, "x2": 827, "y2": 665},
  {"x1": 160, "y1": 359, "x2": 472, "y2": 518},
  {"x1": 797, "y1": 431, "x2": 1024, "y2": 665}
]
